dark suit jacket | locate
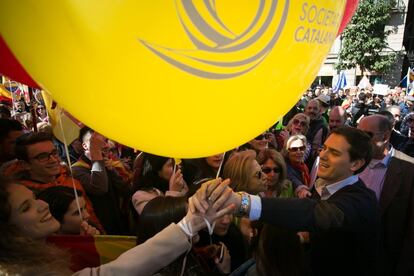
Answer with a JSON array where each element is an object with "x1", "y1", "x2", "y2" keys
[
  {"x1": 379, "y1": 150, "x2": 414, "y2": 276},
  {"x1": 260, "y1": 180, "x2": 380, "y2": 276}
]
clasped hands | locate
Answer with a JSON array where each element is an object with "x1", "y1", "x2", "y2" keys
[{"x1": 180, "y1": 178, "x2": 242, "y2": 236}]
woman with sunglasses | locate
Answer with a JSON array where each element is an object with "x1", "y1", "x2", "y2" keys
[
  {"x1": 238, "y1": 131, "x2": 278, "y2": 153},
  {"x1": 256, "y1": 149, "x2": 294, "y2": 198},
  {"x1": 35, "y1": 104, "x2": 48, "y2": 123},
  {"x1": 282, "y1": 135, "x2": 311, "y2": 199},
  {"x1": 222, "y1": 150, "x2": 266, "y2": 244},
  {"x1": 277, "y1": 114, "x2": 311, "y2": 158},
  {"x1": 223, "y1": 150, "x2": 266, "y2": 195}
]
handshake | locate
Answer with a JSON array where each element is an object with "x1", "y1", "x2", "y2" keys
[{"x1": 178, "y1": 178, "x2": 248, "y2": 238}]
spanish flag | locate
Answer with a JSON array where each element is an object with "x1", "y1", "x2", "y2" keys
[{"x1": 47, "y1": 235, "x2": 136, "y2": 272}]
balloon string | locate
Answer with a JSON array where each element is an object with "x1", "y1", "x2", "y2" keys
[
  {"x1": 172, "y1": 161, "x2": 177, "y2": 186},
  {"x1": 58, "y1": 109, "x2": 83, "y2": 221},
  {"x1": 216, "y1": 152, "x2": 225, "y2": 179}
]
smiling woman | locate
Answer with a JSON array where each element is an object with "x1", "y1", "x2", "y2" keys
[
  {"x1": 282, "y1": 135, "x2": 311, "y2": 198},
  {"x1": 0, "y1": 175, "x2": 233, "y2": 275},
  {"x1": 0, "y1": 177, "x2": 72, "y2": 275}
]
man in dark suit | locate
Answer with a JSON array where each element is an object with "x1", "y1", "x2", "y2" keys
[
  {"x1": 358, "y1": 115, "x2": 414, "y2": 276},
  {"x1": 193, "y1": 127, "x2": 381, "y2": 276}
]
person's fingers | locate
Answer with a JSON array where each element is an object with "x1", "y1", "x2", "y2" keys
[
  {"x1": 195, "y1": 181, "x2": 209, "y2": 203},
  {"x1": 204, "y1": 178, "x2": 222, "y2": 198},
  {"x1": 212, "y1": 188, "x2": 232, "y2": 211},
  {"x1": 210, "y1": 203, "x2": 236, "y2": 221},
  {"x1": 195, "y1": 182, "x2": 211, "y2": 210},
  {"x1": 208, "y1": 178, "x2": 231, "y2": 203},
  {"x1": 188, "y1": 196, "x2": 196, "y2": 213},
  {"x1": 192, "y1": 195, "x2": 208, "y2": 214}
]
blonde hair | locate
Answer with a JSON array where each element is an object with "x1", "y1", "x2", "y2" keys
[
  {"x1": 286, "y1": 113, "x2": 310, "y2": 135},
  {"x1": 281, "y1": 134, "x2": 307, "y2": 158},
  {"x1": 223, "y1": 150, "x2": 257, "y2": 193}
]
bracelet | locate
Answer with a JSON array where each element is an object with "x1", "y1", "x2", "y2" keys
[{"x1": 235, "y1": 192, "x2": 250, "y2": 217}]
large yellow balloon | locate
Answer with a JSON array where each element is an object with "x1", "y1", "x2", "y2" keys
[{"x1": 0, "y1": 0, "x2": 345, "y2": 158}]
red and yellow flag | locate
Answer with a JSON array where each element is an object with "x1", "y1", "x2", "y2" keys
[{"x1": 47, "y1": 235, "x2": 136, "y2": 272}]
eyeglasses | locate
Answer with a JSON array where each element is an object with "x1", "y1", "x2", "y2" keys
[
  {"x1": 288, "y1": 145, "x2": 306, "y2": 152},
  {"x1": 292, "y1": 119, "x2": 307, "y2": 127},
  {"x1": 30, "y1": 149, "x2": 59, "y2": 162},
  {"x1": 262, "y1": 167, "x2": 281, "y2": 174},
  {"x1": 253, "y1": 170, "x2": 264, "y2": 180},
  {"x1": 407, "y1": 118, "x2": 414, "y2": 123}
]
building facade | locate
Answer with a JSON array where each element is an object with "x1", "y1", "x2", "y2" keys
[{"x1": 315, "y1": 0, "x2": 413, "y2": 87}]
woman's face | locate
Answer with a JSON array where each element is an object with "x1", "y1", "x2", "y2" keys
[
  {"x1": 36, "y1": 105, "x2": 47, "y2": 118},
  {"x1": 261, "y1": 159, "x2": 281, "y2": 191},
  {"x1": 214, "y1": 214, "x2": 233, "y2": 236},
  {"x1": 7, "y1": 184, "x2": 60, "y2": 240},
  {"x1": 205, "y1": 154, "x2": 224, "y2": 170},
  {"x1": 60, "y1": 197, "x2": 90, "y2": 234},
  {"x1": 290, "y1": 117, "x2": 308, "y2": 135},
  {"x1": 158, "y1": 159, "x2": 174, "y2": 181},
  {"x1": 248, "y1": 159, "x2": 266, "y2": 194},
  {"x1": 287, "y1": 139, "x2": 306, "y2": 164}
]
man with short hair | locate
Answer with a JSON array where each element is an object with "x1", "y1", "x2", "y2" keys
[
  {"x1": 358, "y1": 115, "x2": 414, "y2": 275},
  {"x1": 328, "y1": 106, "x2": 347, "y2": 132},
  {"x1": 386, "y1": 105, "x2": 402, "y2": 131},
  {"x1": 304, "y1": 99, "x2": 329, "y2": 167},
  {"x1": 0, "y1": 118, "x2": 24, "y2": 165},
  {"x1": 316, "y1": 94, "x2": 330, "y2": 122},
  {"x1": 11, "y1": 131, "x2": 102, "y2": 230},
  {"x1": 194, "y1": 127, "x2": 380, "y2": 276},
  {"x1": 351, "y1": 92, "x2": 369, "y2": 126},
  {"x1": 378, "y1": 110, "x2": 407, "y2": 150},
  {"x1": 72, "y1": 127, "x2": 131, "y2": 235}
]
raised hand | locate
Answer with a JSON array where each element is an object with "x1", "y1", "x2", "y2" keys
[
  {"x1": 89, "y1": 133, "x2": 108, "y2": 161},
  {"x1": 169, "y1": 168, "x2": 187, "y2": 193},
  {"x1": 215, "y1": 242, "x2": 231, "y2": 274}
]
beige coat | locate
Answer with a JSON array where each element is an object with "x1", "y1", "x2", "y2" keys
[{"x1": 74, "y1": 223, "x2": 191, "y2": 276}]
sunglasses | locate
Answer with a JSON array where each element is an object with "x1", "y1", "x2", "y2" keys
[
  {"x1": 254, "y1": 134, "x2": 269, "y2": 140},
  {"x1": 288, "y1": 145, "x2": 306, "y2": 152},
  {"x1": 262, "y1": 167, "x2": 281, "y2": 174},
  {"x1": 407, "y1": 118, "x2": 414, "y2": 123},
  {"x1": 253, "y1": 170, "x2": 264, "y2": 179},
  {"x1": 292, "y1": 119, "x2": 307, "y2": 127}
]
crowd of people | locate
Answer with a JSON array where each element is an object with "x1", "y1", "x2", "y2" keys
[{"x1": 0, "y1": 83, "x2": 413, "y2": 276}]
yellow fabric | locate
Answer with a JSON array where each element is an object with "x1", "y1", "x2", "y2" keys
[
  {"x1": 94, "y1": 235, "x2": 137, "y2": 265},
  {"x1": 42, "y1": 91, "x2": 81, "y2": 145},
  {"x1": 0, "y1": 84, "x2": 12, "y2": 99}
]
